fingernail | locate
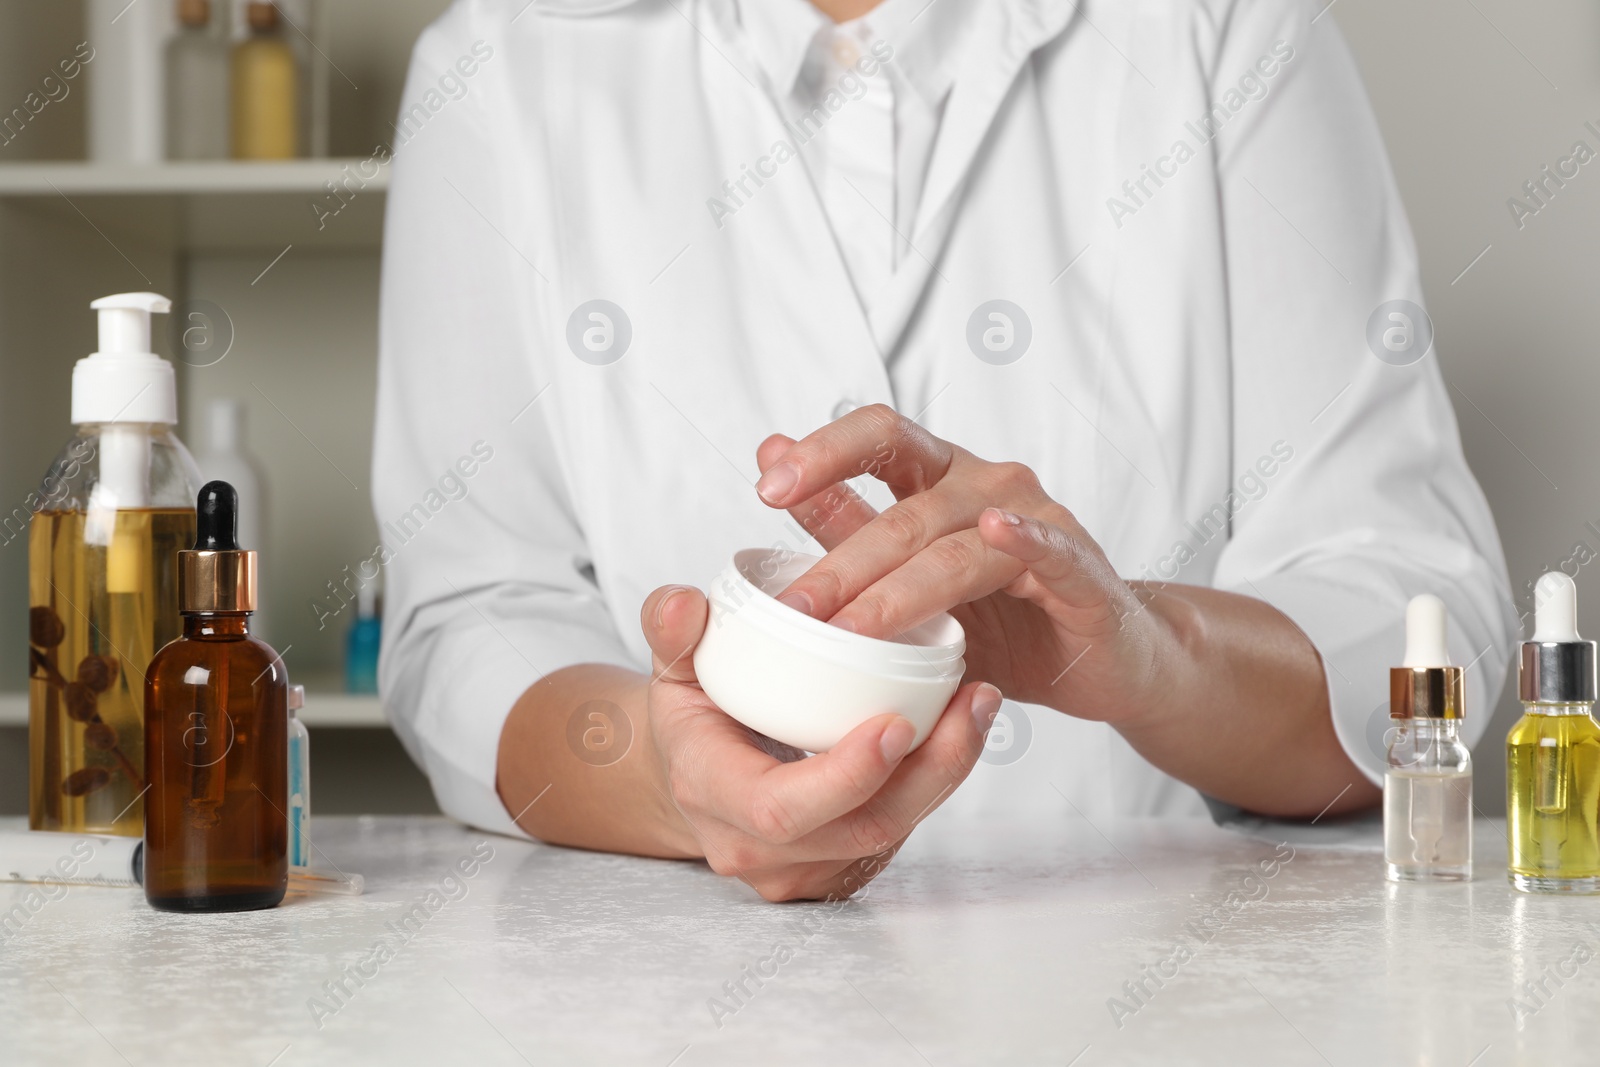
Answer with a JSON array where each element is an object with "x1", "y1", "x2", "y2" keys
[
  {"x1": 656, "y1": 586, "x2": 689, "y2": 628},
  {"x1": 756, "y1": 462, "x2": 800, "y2": 505},
  {"x1": 972, "y1": 683, "x2": 1002, "y2": 733},
  {"x1": 880, "y1": 717, "x2": 915, "y2": 762},
  {"x1": 991, "y1": 508, "x2": 1023, "y2": 526},
  {"x1": 776, "y1": 589, "x2": 813, "y2": 617}
]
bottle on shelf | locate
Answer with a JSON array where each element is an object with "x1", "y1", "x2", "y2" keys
[
  {"x1": 1383, "y1": 594, "x2": 1472, "y2": 882},
  {"x1": 165, "y1": 0, "x2": 231, "y2": 160},
  {"x1": 230, "y1": 0, "x2": 300, "y2": 160},
  {"x1": 345, "y1": 580, "x2": 381, "y2": 694},
  {"x1": 194, "y1": 398, "x2": 268, "y2": 638},
  {"x1": 28, "y1": 293, "x2": 202, "y2": 837},
  {"x1": 144, "y1": 481, "x2": 288, "y2": 912},
  {"x1": 1507, "y1": 571, "x2": 1600, "y2": 894}
]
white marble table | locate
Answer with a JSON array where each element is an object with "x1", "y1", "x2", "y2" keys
[{"x1": 0, "y1": 812, "x2": 1592, "y2": 1066}]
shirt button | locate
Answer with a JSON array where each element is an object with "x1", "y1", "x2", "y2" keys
[
  {"x1": 831, "y1": 37, "x2": 861, "y2": 68},
  {"x1": 831, "y1": 399, "x2": 858, "y2": 421}
]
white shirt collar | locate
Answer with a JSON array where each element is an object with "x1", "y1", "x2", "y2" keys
[{"x1": 737, "y1": 0, "x2": 975, "y2": 110}]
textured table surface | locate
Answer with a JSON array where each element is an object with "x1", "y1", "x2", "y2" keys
[{"x1": 0, "y1": 812, "x2": 1593, "y2": 1066}]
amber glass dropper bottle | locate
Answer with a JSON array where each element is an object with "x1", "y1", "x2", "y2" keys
[{"x1": 144, "y1": 481, "x2": 288, "y2": 912}]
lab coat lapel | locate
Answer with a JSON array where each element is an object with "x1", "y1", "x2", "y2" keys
[
  {"x1": 912, "y1": 0, "x2": 1081, "y2": 245},
  {"x1": 707, "y1": 1, "x2": 897, "y2": 404}
]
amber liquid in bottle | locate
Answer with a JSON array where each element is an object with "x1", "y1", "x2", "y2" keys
[
  {"x1": 144, "y1": 611, "x2": 288, "y2": 911},
  {"x1": 1506, "y1": 705, "x2": 1600, "y2": 891},
  {"x1": 28, "y1": 508, "x2": 194, "y2": 835}
]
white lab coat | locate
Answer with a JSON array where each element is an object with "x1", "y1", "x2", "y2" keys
[{"x1": 373, "y1": 0, "x2": 1516, "y2": 837}]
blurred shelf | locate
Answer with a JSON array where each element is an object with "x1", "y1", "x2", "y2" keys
[
  {"x1": 0, "y1": 160, "x2": 390, "y2": 196},
  {"x1": 0, "y1": 687, "x2": 389, "y2": 729},
  {"x1": 0, "y1": 160, "x2": 388, "y2": 250}
]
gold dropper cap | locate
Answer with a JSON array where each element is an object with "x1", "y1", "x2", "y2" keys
[
  {"x1": 178, "y1": 481, "x2": 258, "y2": 613},
  {"x1": 1389, "y1": 594, "x2": 1463, "y2": 719}
]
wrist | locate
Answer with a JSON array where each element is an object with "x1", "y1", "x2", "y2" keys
[{"x1": 1113, "y1": 581, "x2": 1204, "y2": 735}]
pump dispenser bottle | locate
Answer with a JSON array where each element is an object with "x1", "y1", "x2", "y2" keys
[
  {"x1": 28, "y1": 293, "x2": 202, "y2": 836},
  {"x1": 144, "y1": 481, "x2": 288, "y2": 912},
  {"x1": 1383, "y1": 594, "x2": 1472, "y2": 882},
  {"x1": 1507, "y1": 572, "x2": 1600, "y2": 894}
]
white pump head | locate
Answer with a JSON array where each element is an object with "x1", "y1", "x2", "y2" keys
[
  {"x1": 71, "y1": 292, "x2": 178, "y2": 425},
  {"x1": 1402, "y1": 594, "x2": 1451, "y2": 668},
  {"x1": 1533, "y1": 571, "x2": 1581, "y2": 642}
]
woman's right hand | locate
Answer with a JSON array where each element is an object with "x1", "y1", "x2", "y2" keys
[{"x1": 639, "y1": 584, "x2": 999, "y2": 902}]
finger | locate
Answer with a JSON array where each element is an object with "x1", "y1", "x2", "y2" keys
[
  {"x1": 683, "y1": 710, "x2": 920, "y2": 845},
  {"x1": 754, "y1": 404, "x2": 955, "y2": 508},
  {"x1": 758, "y1": 433, "x2": 879, "y2": 551},
  {"x1": 773, "y1": 488, "x2": 983, "y2": 622},
  {"x1": 797, "y1": 681, "x2": 1001, "y2": 859},
  {"x1": 829, "y1": 530, "x2": 1026, "y2": 639},
  {"x1": 977, "y1": 508, "x2": 1127, "y2": 619},
  {"x1": 641, "y1": 585, "x2": 708, "y2": 686}
]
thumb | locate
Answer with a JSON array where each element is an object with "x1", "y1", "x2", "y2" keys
[{"x1": 641, "y1": 585, "x2": 708, "y2": 686}]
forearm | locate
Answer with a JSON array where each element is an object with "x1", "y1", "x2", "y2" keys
[
  {"x1": 495, "y1": 663, "x2": 701, "y2": 859},
  {"x1": 1113, "y1": 582, "x2": 1380, "y2": 819}
]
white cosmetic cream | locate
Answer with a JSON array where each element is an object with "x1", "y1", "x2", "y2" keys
[{"x1": 694, "y1": 549, "x2": 966, "y2": 753}]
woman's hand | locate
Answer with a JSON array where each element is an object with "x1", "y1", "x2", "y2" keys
[
  {"x1": 638, "y1": 583, "x2": 1000, "y2": 902},
  {"x1": 752, "y1": 404, "x2": 1169, "y2": 725},
  {"x1": 749, "y1": 405, "x2": 1377, "y2": 819}
]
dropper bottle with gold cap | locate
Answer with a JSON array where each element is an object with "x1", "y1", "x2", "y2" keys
[
  {"x1": 144, "y1": 480, "x2": 288, "y2": 912},
  {"x1": 1383, "y1": 594, "x2": 1472, "y2": 882}
]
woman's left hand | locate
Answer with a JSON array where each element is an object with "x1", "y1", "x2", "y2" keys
[{"x1": 753, "y1": 404, "x2": 1177, "y2": 725}]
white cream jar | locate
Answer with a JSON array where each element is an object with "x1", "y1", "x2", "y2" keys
[{"x1": 693, "y1": 548, "x2": 967, "y2": 753}]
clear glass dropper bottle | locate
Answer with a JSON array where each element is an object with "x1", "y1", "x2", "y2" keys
[
  {"x1": 1507, "y1": 571, "x2": 1600, "y2": 893},
  {"x1": 1384, "y1": 594, "x2": 1472, "y2": 882}
]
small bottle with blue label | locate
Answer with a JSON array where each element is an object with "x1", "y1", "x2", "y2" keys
[{"x1": 287, "y1": 683, "x2": 310, "y2": 867}]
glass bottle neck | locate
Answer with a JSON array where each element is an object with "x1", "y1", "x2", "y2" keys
[
  {"x1": 1395, "y1": 718, "x2": 1463, "y2": 741},
  {"x1": 1522, "y1": 702, "x2": 1596, "y2": 717},
  {"x1": 182, "y1": 613, "x2": 251, "y2": 638}
]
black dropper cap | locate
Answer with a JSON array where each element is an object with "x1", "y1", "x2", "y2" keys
[
  {"x1": 180, "y1": 480, "x2": 257, "y2": 612},
  {"x1": 195, "y1": 480, "x2": 241, "y2": 551}
]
